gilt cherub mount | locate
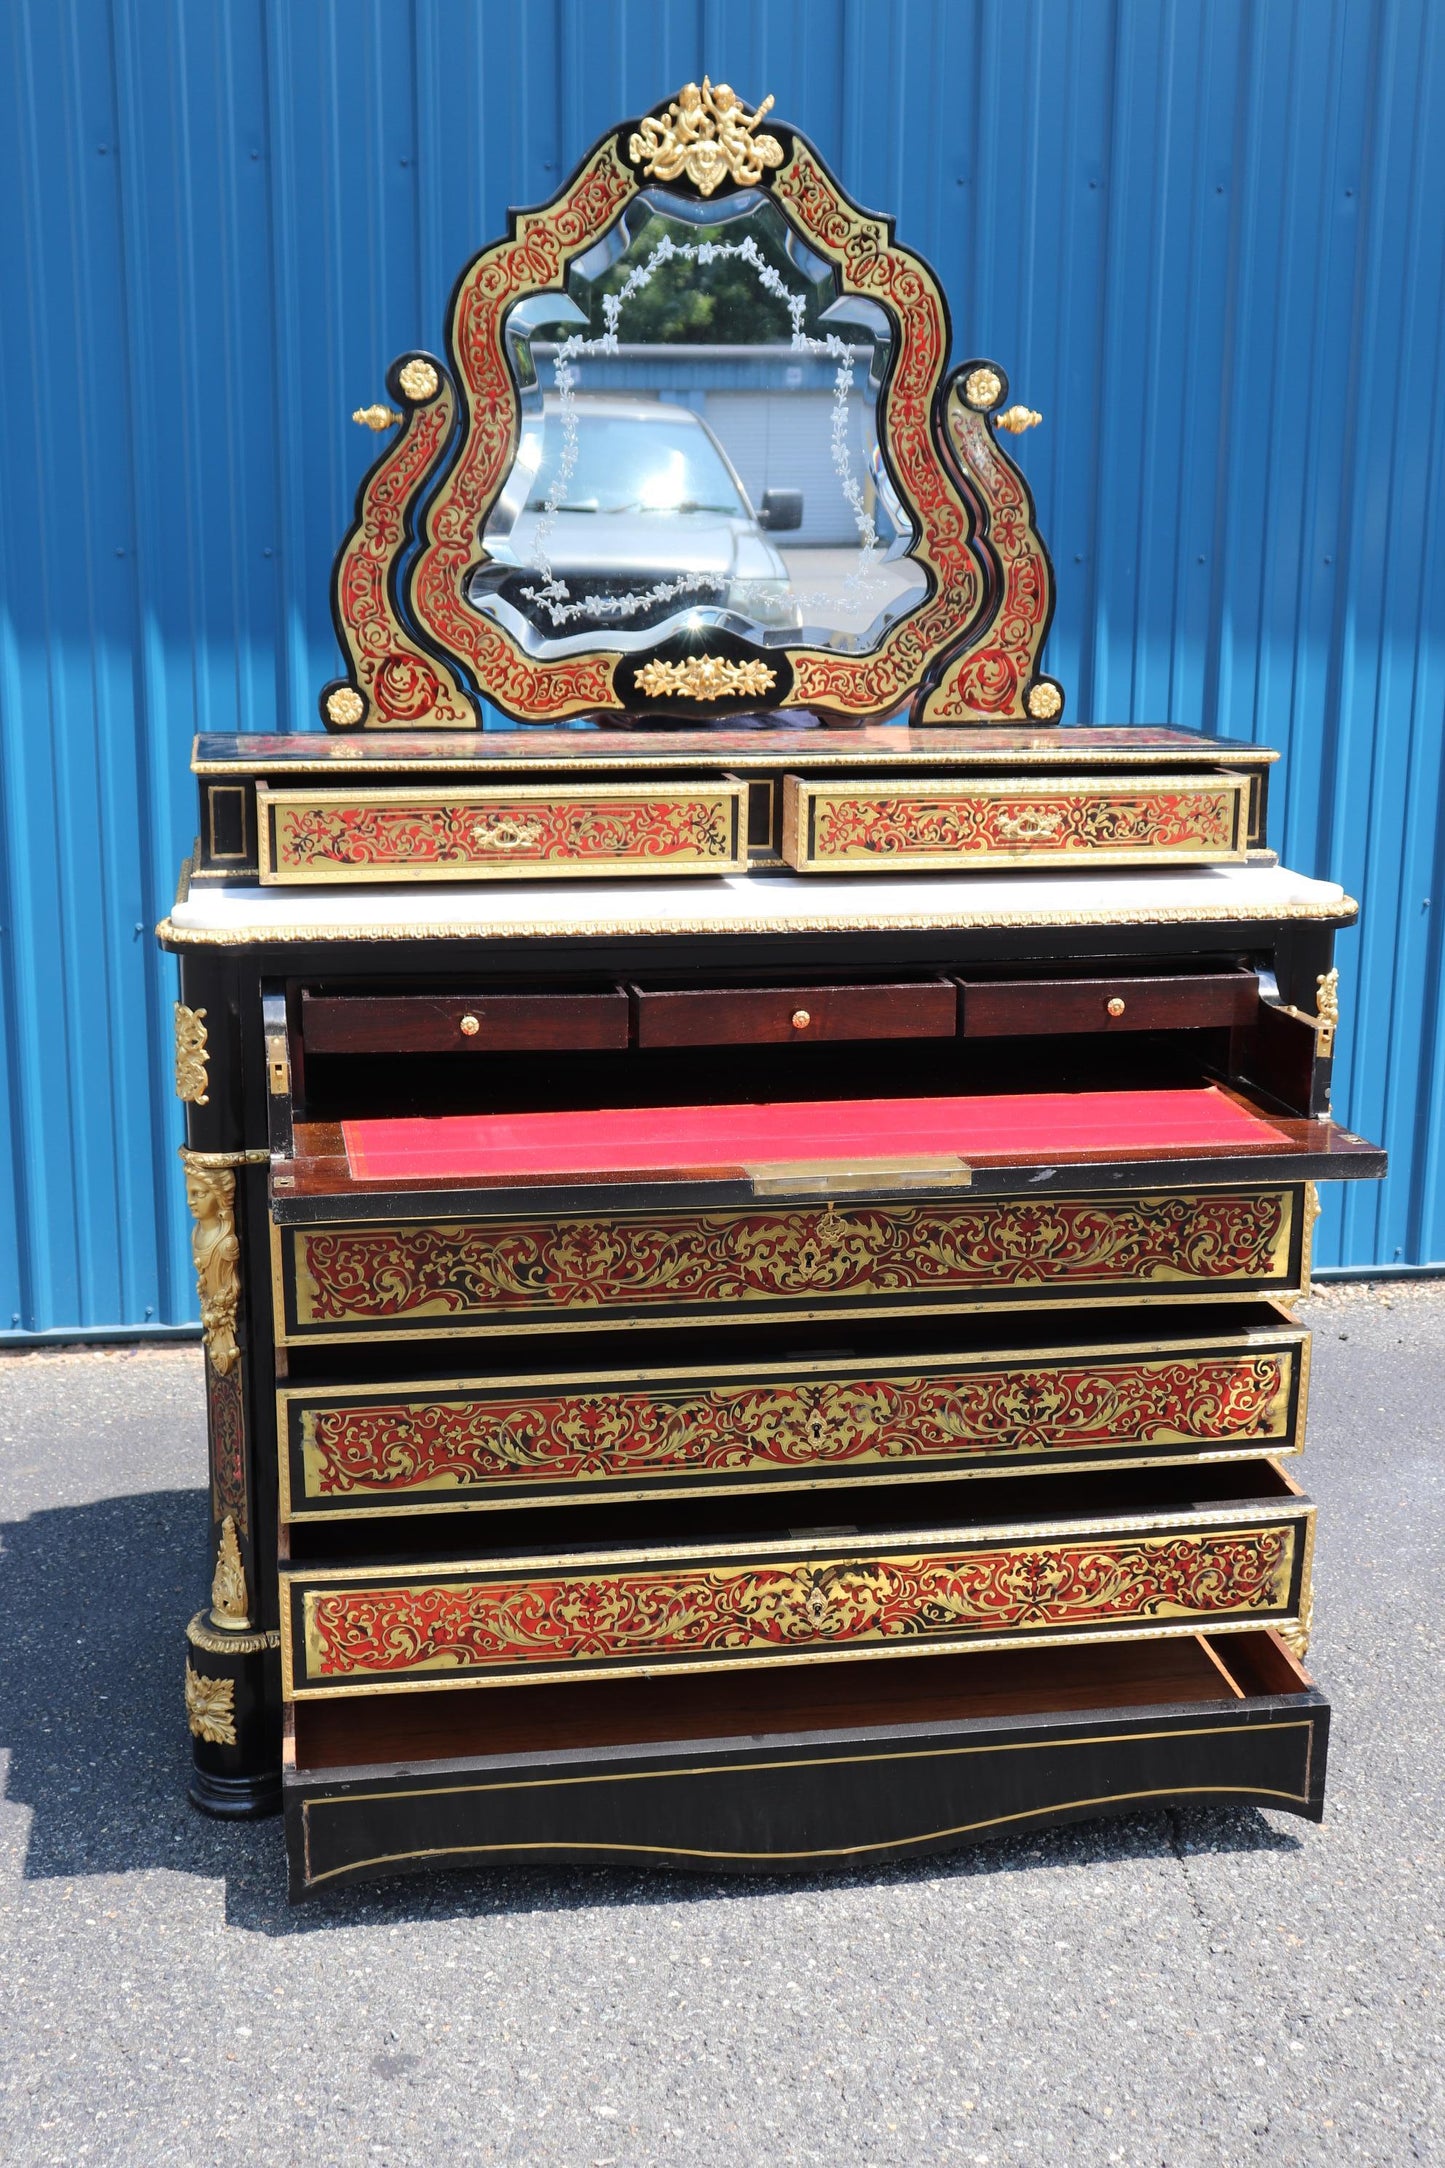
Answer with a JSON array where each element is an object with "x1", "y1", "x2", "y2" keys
[{"x1": 322, "y1": 79, "x2": 1062, "y2": 732}]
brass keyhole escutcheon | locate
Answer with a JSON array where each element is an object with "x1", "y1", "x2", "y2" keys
[
  {"x1": 459, "y1": 1014, "x2": 481, "y2": 1037},
  {"x1": 1106, "y1": 997, "x2": 1127, "y2": 1018},
  {"x1": 791, "y1": 1009, "x2": 812, "y2": 1030}
]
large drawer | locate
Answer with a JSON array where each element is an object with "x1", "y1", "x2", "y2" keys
[
  {"x1": 256, "y1": 780, "x2": 747, "y2": 883},
  {"x1": 781, "y1": 771, "x2": 1249, "y2": 872},
  {"x1": 273, "y1": 1185, "x2": 1307, "y2": 1344},
  {"x1": 278, "y1": 1318, "x2": 1309, "y2": 1521},
  {"x1": 279, "y1": 1464, "x2": 1313, "y2": 1697},
  {"x1": 284, "y1": 1632, "x2": 1326, "y2": 1896}
]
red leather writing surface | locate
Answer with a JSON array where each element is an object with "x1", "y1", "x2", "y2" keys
[{"x1": 341, "y1": 1088, "x2": 1289, "y2": 1182}]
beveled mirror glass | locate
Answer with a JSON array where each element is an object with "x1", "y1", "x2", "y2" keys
[{"x1": 472, "y1": 189, "x2": 928, "y2": 660}]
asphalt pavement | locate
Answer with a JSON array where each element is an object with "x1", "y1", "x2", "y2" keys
[{"x1": 0, "y1": 1284, "x2": 1441, "y2": 2166}]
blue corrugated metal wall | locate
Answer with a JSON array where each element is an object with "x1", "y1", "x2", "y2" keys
[{"x1": 1, "y1": 0, "x2": 1442, "y2": 1334}]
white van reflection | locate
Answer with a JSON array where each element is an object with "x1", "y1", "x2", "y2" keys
[{"x1": 473, "y1": 395, "x2": 803, "y2": 636}]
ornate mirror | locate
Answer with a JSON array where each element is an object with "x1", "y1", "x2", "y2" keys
[{"x1": 324, "y1": 81, "x2": 1061, "y2": 731}]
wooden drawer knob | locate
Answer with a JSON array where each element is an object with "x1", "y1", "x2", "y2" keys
[
  {"x1": 791, "y1": 1009, "x2": 812, "y2": 1030},
  {"x1": 1106, "y1": 997, "x2": 1127, "y2": 1017},
  {"x1": 459, "y1": 1014, "x2": 481, "y2": 1037}
]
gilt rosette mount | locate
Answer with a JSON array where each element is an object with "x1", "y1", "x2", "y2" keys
[{"x1": 322, "y1": 81, "x2": 1061, "y2": 731}]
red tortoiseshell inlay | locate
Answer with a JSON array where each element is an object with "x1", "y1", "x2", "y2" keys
[
  {"x1": 295, "y1": 1350, "x2": 1292, "y2": 1503},
  {"x1": 288, "y1": 1191, "x2": 1296, "y2": 1334},
  {"x1": 805, "y1": 786, "x2": 1240, "y2": 863},
  {"x1": 294, "y1": 1524, "x2": 1298, "y2": 1686},
  {"x1": 263, "y1": 787, "x2": 740, "y2": 878}
]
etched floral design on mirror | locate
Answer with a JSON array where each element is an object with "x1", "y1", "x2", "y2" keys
[{"x1": 469, "y1": 189, "x2": 930, "y2": 663}]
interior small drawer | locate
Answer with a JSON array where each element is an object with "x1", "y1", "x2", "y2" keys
[
  {"x1": 301, "y1": 987, "x2": 629, "y2": 1055},
  {"x1": 629, "y1": 977, "x2": 957, "y2": 1048},
  {"x1": 256, "y1": 780, "x2": 747, "y2": 883},
  {"x1": 780, "y1": 771, "x2": 1249, "y2": 871},
  {"x1": 958, "y1": 971, "x2": 1258, "y2": 1038},
  {"x1": 283, "y1": 1631, "x2": 1324, "y2": 1895},
  {"x1": 278, "y1": 1462, "x2": 1314, "y2": 1698}
]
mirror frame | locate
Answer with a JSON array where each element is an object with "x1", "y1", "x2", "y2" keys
[{"x1": 321, "y1": 82, "x2": 1062, "y2": 732}]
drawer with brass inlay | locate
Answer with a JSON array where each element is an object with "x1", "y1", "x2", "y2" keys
[
  {"x1": 277, "y1": 1319, "x2": 1309, "y2": 1521},
  {"x1": 278, "y1": 1463, "x2": 1314, "y2": 1698},
  {"x1": 256, "y1": 780, "x2": 747, "y2": 883},
  {"x1": 780, "y1": 772, "x2": 1249, "y2": 872},
  {"x1": 273, "y1": 1185, "x2": 1307, "y2": 1345}
]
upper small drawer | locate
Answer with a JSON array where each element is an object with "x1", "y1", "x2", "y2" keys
[
  {"x1": 301, "y1": 988, "x2": 629, "y2": 1055},
  {"x1": 256, "y1": 781, "x2": 747, "y2": 884},
  {"x1": 781, "y1": 772, "x2": 1249, "y2": 872},
  {"x1": 958, "y1": 971, "x2": 1258, "y2": 1038},
  {"x1": 630, "y1": 978, "x2": 957, "y2": 1048}
]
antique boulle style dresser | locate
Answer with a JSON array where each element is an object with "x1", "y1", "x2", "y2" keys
[{"x1": 159, "y1": 83, "x2": 1383, "y2": 1899}]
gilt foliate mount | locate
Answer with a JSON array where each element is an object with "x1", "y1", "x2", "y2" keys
[{"x1": 321, "y1": 81, "x2": 1062, "y2": 732}]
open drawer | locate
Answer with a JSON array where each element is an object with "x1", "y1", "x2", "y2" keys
[
  {"x1": 282, "y1": 1629, "x2": 1326, "y2": 1895},
  {"x1": 278, "y1": 1459, "x2": 1314, "y2": 1697},
  {"x1": 781, "y1": 771, "x2": 1250, "y2": 871},
  {"x1": 277, "y1": 1309, "x2": 1309, "y2": 1522},
  {"x1": 271, "y1": 1180, "x2": 1319, "y2": 1344}
]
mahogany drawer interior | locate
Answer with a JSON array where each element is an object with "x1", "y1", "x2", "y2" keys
[
  {"x1": 628, "y1": 976, "x2": 957, "y2": 1048},
  {"x1": 290, "y1": 1629, "x2": 1313, "y2": 1772},
  {"x1": 282, "y1": 1454, "x2": 1306, "y2": 1566}
]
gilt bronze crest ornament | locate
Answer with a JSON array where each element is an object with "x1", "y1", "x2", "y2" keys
[{"x1": 322, "y1": 83, "x2": 1060, "y2": 730}]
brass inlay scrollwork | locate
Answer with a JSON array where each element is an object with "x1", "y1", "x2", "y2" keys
[
  {"x1": 184, "y1": 1664, "x2": 237, "y2": 1746},
  {"x1": 634, "y1": 656, "x2": 777, "y2": 702},
  {"x1": 211, "y1": 1513, "x2": 251, "y2": 1631},
  {"x1": 469, "y1": 816, "x2": 544, "y2": 851},
  {"x1": 180, "y1": 1151, "x2": 241, "y2": 1376},
  {"x1": 995, "y1": 807, "x2": 1063, "y2": 840},
  {"x1": 628, "y1": 80, "x2": 784, "y2": 196},
  {"x1": 173, "y1": 1004, "x2": 209, "y2": 1104}
]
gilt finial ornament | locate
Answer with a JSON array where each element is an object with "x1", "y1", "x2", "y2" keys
[{"x1": 629, "y1": 79, "x2": 785, "y2": 195}]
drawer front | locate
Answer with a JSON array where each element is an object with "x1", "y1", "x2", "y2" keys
[
  {"x1": 959, "y1": 972, "x2": 1258, "y2": 1038},
  {"x1": 279, "y1": 1330, "x2": 1308, "y2": 1519},
  {"x1": 287, "y1": 1674, "x2": 1326, "y2": 1893},
  {"x1": 630, "y1": 978, "x2": 957, "y2": 1048},
  {"x1": 256, "y1": 781, "x2": 746, "y2": 883},
  {"x1": 781, "y1": 772, "x2": 1248, "y2": 872},
  {"x1": 301, "y1": 988, "x2": 629, "y2": 1055},
  {"x1": 281, "y1": 1506, "x2": 1311, "y2": 1696},
  {"x1": 275, "y1": 1187, "x2": 1304, "y2": 1344}
]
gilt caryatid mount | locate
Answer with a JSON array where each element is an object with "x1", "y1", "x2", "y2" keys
[{"x1": 322, "y1": 81, "x2": 1060, "y2": 732}]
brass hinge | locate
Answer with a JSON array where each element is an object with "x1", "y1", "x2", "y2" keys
[{"x1": 747, "y1": 1155, "x2": 973, "y2": 1197}]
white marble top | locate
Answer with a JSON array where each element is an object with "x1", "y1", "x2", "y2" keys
[{"x1": 161, "y1": 862, "x2": 1356, "y2": 946}]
